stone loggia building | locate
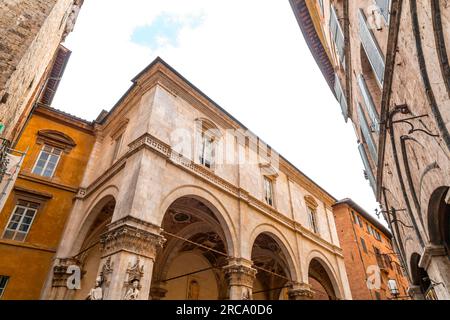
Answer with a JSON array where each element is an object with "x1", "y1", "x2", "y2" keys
[
  {"x1": 0, "y1": 0, "x2": 84, "y2": 144},
  {"x1": 290, "y1": 0, "x2": 450, "y2": 299},
  {"x1": 38, "y1": 58, "x2": 353, "y2": 300}
]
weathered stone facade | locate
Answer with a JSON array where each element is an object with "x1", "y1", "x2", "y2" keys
[
  {"x1": 291, "y1": 0, "x2": 450, "y2": 299},
  {"x1": 0, "y1": 0, "x2": 83, "y2": 143},
  {"x1": 38, "y1": 58, "x2": 352, "y2": 300}
]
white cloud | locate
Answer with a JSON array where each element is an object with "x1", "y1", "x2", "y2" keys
[{"x1": 53, "y1": 0, "x2": 382, "y2": 222}]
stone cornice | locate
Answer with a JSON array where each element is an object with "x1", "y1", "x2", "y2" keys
[
  {"x1": 95, "y1": 59, "x2": 337, "y2": 210},
  {"x1": 77, "y1": 132, "x2": 342, "y2": 257},
  {"x1": 34, "y1": 106, "x2": 94, "y2": 134},
  {"x1": 18, "y1": 173, "x2": 78, "y2": 193},
  {"x1": 0, "y1": 239, "x2": 57, "y2": 254},
  {"x1": 126, "y1": 133, "x2": 343, "y2": 257}
]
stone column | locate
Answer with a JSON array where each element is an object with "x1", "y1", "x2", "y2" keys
[
  {"x1": 288, "y1": 283, "x2": 314, "y2": 301},
  {"x1": 98, "y1": 216, "x2": 165, "y2": 300},
  {"x1": 47, "y1": 258, "x2": 82, "y2": 300},
  {"x1": 150, "y1": 282, "x2": 168, "y2": 300},
  {"x1": 224, "y1": 258, "x2": 257, "y2": 300},
  {"x1": 419, "y1": 245, "x2": 450, "y2": 300}
]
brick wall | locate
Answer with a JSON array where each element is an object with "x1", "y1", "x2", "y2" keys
[{"x1": 333, "y1": 202, "x2": 410, "y2": 300}]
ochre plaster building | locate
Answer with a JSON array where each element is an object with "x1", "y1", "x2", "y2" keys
[{"x1": 0, "y1": 106, "x2": 95, "y2": 300}]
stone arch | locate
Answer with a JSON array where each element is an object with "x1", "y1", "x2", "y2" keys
[
  {"x1": 427, "y1": 186, "x2": 450, "y2": 255},
  {"x1": 70, "y1": 185, "x2": 119, "y2": 255},
  {"x1": 152, "y1": 191, "x2": 234, "y2": 300},
  {"x1": 305, "y1": 250, "x2": 342, "y2": 300},
  {"x1": 248, "y1": 224, "x2": 299, "y2": 283},
  {"x1": 410, "y1": 252, "x2": 432, "y2": 297},
  {"x1": 158, "y1": 185, "x2": 237, "y2": 256}
]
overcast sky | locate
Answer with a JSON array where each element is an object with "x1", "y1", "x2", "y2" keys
[{"x1": 53, "y1": 0, "x2": 383, "y2": 222}]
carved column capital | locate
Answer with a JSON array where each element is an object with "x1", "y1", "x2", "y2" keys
[
  {"x1": 289, "y1": 283, "x2": 314, "y2": 300},
  {"x1": 150, "y1": 282, "x2": 168, "y2": 300},
  {"x1": 100, "y1": 216, "x2": 166, "y2": 260},
  {"x1": 223, "y1": 258, "x2": 257, "y2": 288}
]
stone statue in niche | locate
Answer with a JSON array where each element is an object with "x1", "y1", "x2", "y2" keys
[
  {"x1": 123, "y1": 278, "x2": 141, "y2": 300},
  {"x1": 187, "y1": 279, "x2": 200, "y2": 300},
  {"x1": 86, "y1": 276, "x2": 104, "y2": 300},
  {"x1": 242, "y1": 288, "x2": 252, "y2": 300},
  {"x1": 123, "y1": 256, "x2": 144, "y2": 300}
]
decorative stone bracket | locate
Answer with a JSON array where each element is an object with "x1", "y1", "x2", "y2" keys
[
  {"x1": 419, "y1": 245, "x2": 447, "y2": 270},
  {"x1": 52, "y1": 258, "x2": 81, "y2": 288}
]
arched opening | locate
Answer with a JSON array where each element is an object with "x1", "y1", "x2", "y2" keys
[
  {"x1": 73, "y1": 196, "x2": 116, "y2": 300},
  {"x1": 360, "y1": 45, "x2": 382, "y2": 116},
  {"x1": 151, "y1": 196, "x2": 231, "y2": 300},
  {"x1": 251, "y1": 233, "x2": 294, "y2": 300},
  {"x1": 308, "y1": 258, "x2": 338, "y2": 300},
  {"x1": 428, "y1": 187, "x2": 450, "y2": 257},
  {"x1": 410, "y1": 253, "x2": 435, "y2": 299}
]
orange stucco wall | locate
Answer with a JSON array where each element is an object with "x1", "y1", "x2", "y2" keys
[
  {"x1": 0, "y1": 108, "x2": 94, "y2": 300},
  {"x1": 333, "y1": 203, "x2": 410, "y2": 300}
]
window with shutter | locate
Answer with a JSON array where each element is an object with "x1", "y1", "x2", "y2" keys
[
  {"x1": 375, "y1": 0, "x2": 391, "y2": 24},
  {"x1": 357, "y1": 74, "x2": 380, "y2": 134},
  {"x1": 334, "y1": 73, "x2": 348, "y2": 122},
  {"x1": 358, "y1": 9, "x2": 385, "y2": 86},
  {"x1": 358, "y1": 143, "x2": 377, "y2": 194},
  {"x1": 357, "y1": 103, "x2": 378, "y2": 162},
  {"x1": 329, "y1": 5, "x2": 346, "y2": 66},
  {"x1": 318, "y1": 0, "x2": 324, "y2": 14}
]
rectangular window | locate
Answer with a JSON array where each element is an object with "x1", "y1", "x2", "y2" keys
[
  {"x1": 358, "y1": 9, "x2": 386, "y2": 86},
  {"x1": 112, "y1": 134, "x2": 124, "y2": 161},
  {"x1": 334, "y1": 73, "x2": 348, "y2": 121},
  {"x1": 358, "y1": 143, "x2": 377, "y2": 195},
  {"x1": 374, "y1": 246, "x2": 385, "y2": 268},
  {"x1": 308, "y1": 208, "x2": 319, "y2": 234},
  {"x1": 263, "y1": 176, "x2": 274, "y2": 207},
  {"x1": 329, "y1": 5, "x2": 346, "y2": 66},
  {"x1": 0, "y1": 276, "x2": 9, "y2": 299},
  {"x1": 200, "y1": 135, "x2": 214, "y2": 169},
  {"x1": 357, "y1": 215, "x2": 363, "y2": 228},
  {"x1": 358, "y1": 103, "x2": 378, "y2": 162},
  {"x1": 318, "y1": 0, "x2": 324, "y2": 14},
  {"x1": 3, "y1": 201, "x2": 39, "y2": 242},
  {"x1": 32, "y1": 145, "x2": 62, "y2": 178},
  {"x1": 375, "y1": 0, "x2": 392, "y2": 24},
  {"x1": 357, "y1": 74, "x2": 380, "y2": 134},
  {"x1": 351, "y1": 211, "x2": 357, "y2": 224},
  {"x1": 360, "y1": 238, "x2": 368, "y2": 253},
  {"x1": 374, "y1": 230, "x2": 382, "y2": 241}
]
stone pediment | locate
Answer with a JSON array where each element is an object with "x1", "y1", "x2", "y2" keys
[{"x1": 37, "y1": 129, "x2": 77, "y2": 152}]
